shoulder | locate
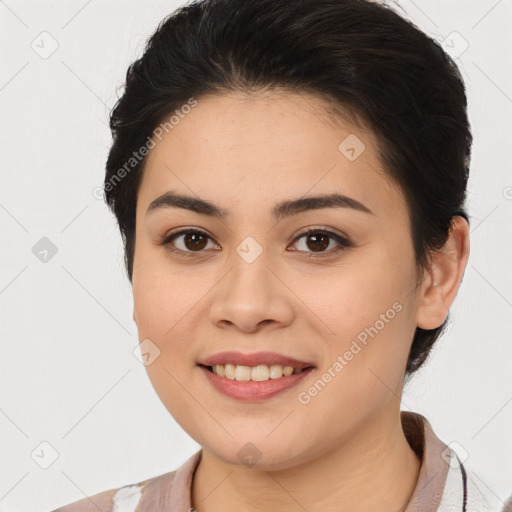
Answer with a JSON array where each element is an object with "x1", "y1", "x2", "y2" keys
[
  {"x1": 50, "y1": 470, "x2": 177, "y2": 512},
  {"x1": 50, "y1": 449, "x2": 203, "y2": 512}
]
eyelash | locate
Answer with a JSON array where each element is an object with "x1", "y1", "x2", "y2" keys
[{"x1": 159, "y1": 227, "x2": 352, "y2": 259}]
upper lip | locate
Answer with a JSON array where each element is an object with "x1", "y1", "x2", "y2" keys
[{"x1": 199, "y1": 351, "x2": 315, "y2": 369}]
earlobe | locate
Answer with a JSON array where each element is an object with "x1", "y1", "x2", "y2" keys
[{"x1": 415, "y1": 216, "x2": 470, "y2": 330}]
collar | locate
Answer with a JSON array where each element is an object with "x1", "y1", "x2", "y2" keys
[
  {"x1": 59, "y1": 411, "x2": 509, "y2": 511},
  {"x1": 152, "y1": 411, "x2": 450, "y2": 511}
]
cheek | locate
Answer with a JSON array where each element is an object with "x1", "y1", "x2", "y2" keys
[
  {"x1": 306, "y1": 300, "x2": 412, "y2": 432},
  {"x1": 315, "y1": 252, "x2": 416, "y2": 386},
  {"x1": 132, "y1": 272, "x2": 193, "y2": 387},
  {"x1": 132, "y1": 267, "x2": 201, "y2": 427},
  {"x1": 318, "y1": 255, "x2": 407, "y2": 329},
  {"x1": 132, "y1": 243, "x2": 192, "y2": 333}
]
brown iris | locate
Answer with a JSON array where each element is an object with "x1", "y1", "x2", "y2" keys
[
  {"x1": 305, "y1": 232, "x2": 330, "y2": 252},
  {"x1": 183, "y1": 232, "x2": 208, "y2": 251}
]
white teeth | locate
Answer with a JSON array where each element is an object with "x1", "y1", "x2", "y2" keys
[
  {"x1": 235, "y1": 365, "x2": 251, "y2": 381},
  {"x1": 213, "y1": 364, "x2": 225, "y2": 377},
  {"x1": 251, "y1": 365, "x2": 269, "y2": 381},
  {"x1": 210, "y1": 363, "x2": 306, "y2": 381},
  {"x1": 269, "y1": 364, "x2": 284, "y2": 379},
  {"x1": 224, "y1": 363, "x2": 236, "y2": 380}
]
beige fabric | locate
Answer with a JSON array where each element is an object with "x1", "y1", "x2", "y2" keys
[{"x1": 401, "y1": 411, "x2": 450, "y2": 511}]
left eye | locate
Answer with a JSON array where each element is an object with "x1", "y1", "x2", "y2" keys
[
  {"x1": 160, "y1": 228, "x2": 351, "y2": 258},
  {"x1": 291, "y1": 228, "x2": 351, "y2": 256}
]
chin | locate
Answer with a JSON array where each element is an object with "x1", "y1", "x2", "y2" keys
[{"x1": 203, "y1": 436, "x2": 311, "y2": 471}]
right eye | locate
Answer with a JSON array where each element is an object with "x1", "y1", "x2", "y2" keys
[{"x1": 160, "y1": 229, "x2": 219, "y2": 257}]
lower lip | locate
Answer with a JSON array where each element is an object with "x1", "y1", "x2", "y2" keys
[{"x1": 199, "y1": 365, "x2": 315, "y2": 401}]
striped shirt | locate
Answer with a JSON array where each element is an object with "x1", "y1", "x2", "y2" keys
[{"x1": 51, "y1": 411, "x2": 511, "y2": 511}]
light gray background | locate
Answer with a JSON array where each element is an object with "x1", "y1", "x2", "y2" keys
[{"x1": 1, "y1": 1, "x2": 511, "y2": 511}]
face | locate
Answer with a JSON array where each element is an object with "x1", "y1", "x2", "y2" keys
[{"x1": 132, "y1": 90, "x2": 423, "y2": 469}]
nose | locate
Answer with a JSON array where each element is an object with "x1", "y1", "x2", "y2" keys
[{"x1": 208, "y1": 245, "x2": 295, "y2": 333}]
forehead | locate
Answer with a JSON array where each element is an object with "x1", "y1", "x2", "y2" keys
[{"x1": 137, "y1": 91, "x2": 403, "y2": 220}]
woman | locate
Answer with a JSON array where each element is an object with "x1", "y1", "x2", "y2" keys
[{"x1": 52, "y1": 0, "x2": 511, "y2": 510}]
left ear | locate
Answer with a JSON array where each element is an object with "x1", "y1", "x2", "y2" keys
[{"x1": 415, "y1": 215, "x2": 470, "y2": 330}]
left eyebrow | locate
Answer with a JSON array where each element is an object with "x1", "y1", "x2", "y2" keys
[{"x1": 146, "y1": 190, "x2": 374, "y2": 221}]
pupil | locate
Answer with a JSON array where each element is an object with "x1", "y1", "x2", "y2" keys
[
  {"x1": 308, "y1": 233, "x2": 328, "y2": 252},
  {"x1": 186, "y1": 233, "x2": 207, "y2": 250}
]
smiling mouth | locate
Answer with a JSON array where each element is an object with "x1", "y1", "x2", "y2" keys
[{"x1": 199, "y1": 363, "x2": 315, "y2": 381}]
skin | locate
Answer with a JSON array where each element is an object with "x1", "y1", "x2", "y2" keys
[{"x1": 131, "y1": 90, "x2": 470, "y2": 512}]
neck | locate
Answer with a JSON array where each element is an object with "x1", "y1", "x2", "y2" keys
[{"x1": 191, "y1": 408, "x2": 421, "y2": 512}]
